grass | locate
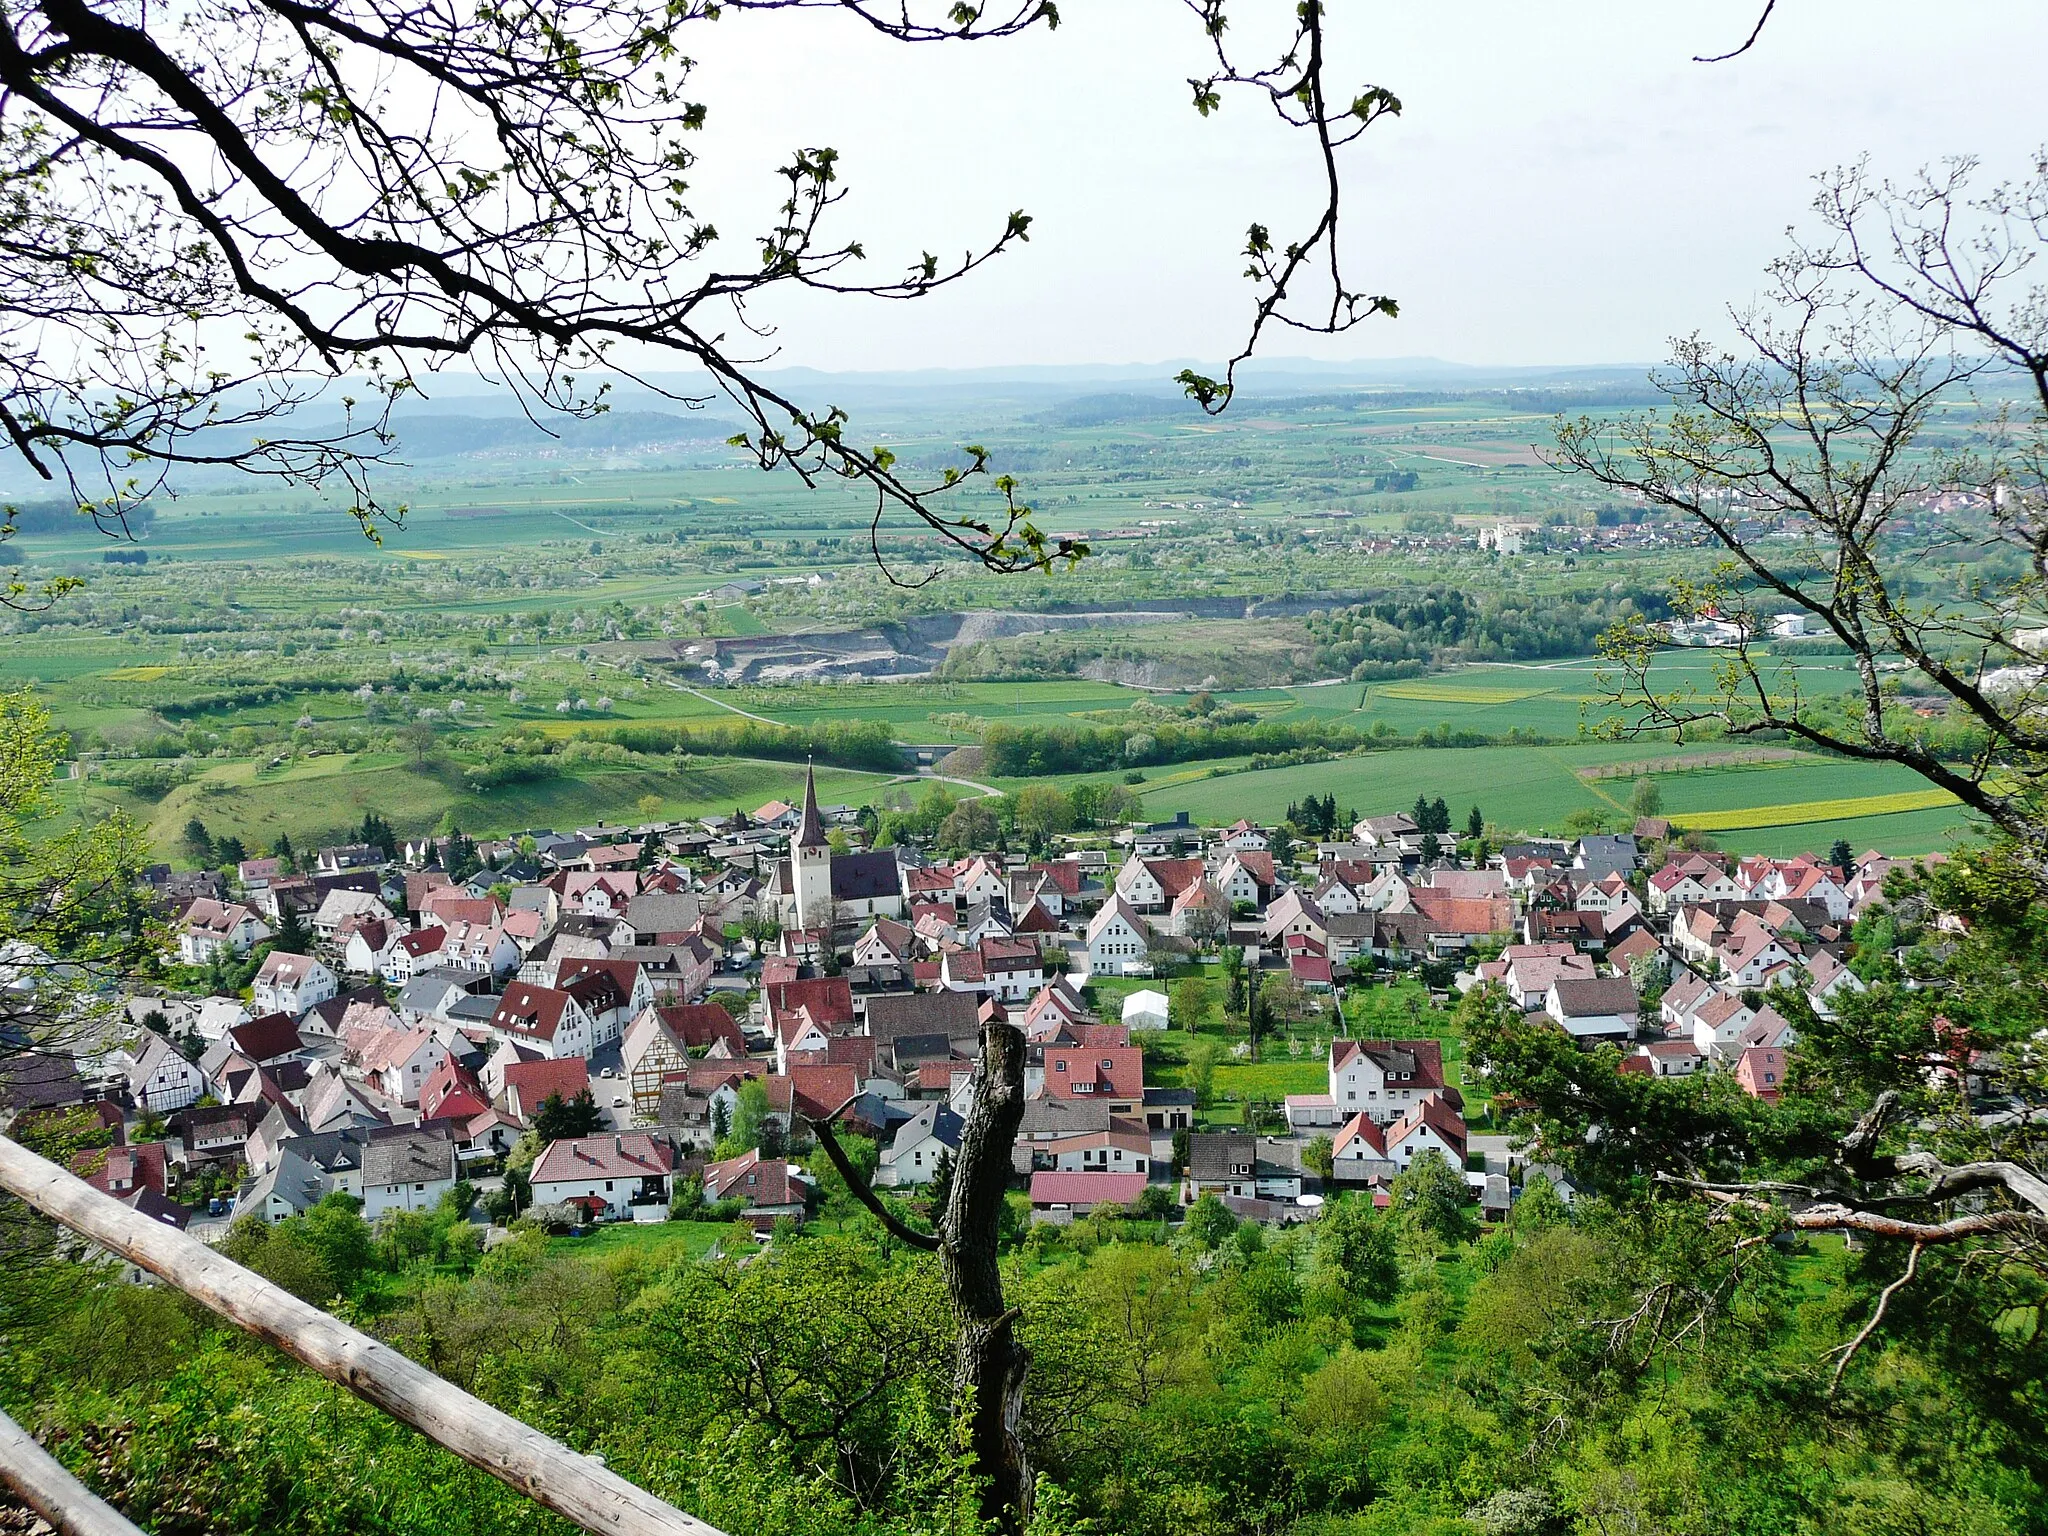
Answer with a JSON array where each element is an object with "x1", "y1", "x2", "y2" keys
[
  {"x1": 68, "y1": 749, "x2": 905, "y2": 852},
  {"x1": 546, "y1": 1219, "x2": 730, "y2": 1263}
]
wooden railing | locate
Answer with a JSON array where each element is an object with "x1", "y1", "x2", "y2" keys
[{"x1": 0, "y1": 1136, "x2": 724, "y2": 1536}]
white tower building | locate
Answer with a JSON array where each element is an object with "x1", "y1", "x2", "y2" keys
[{"x1": 792, "y1": 760, "x2": 832, "y2": 932}]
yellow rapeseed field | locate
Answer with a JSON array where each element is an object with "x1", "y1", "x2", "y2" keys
[{"x1": 1678, "y1": 788, "x2": 1959, "y2": 831}]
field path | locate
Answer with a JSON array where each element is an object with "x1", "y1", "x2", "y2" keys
[{"x1": 668, "y1": 682, "x2": 783, "y2": 727}]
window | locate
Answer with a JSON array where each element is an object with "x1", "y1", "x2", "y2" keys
[{"x1": 415, "y1": 1182, "x2": 425, "y2": 1191}]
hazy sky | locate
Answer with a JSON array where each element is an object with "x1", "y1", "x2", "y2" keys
[{"x1": 666, "y1": 1, "x2": 2046, "y2": 374}]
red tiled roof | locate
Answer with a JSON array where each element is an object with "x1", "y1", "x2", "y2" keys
[
  {"x1": 1042, "y1": 1045, "x2": 1142, "y2": 1102},
  {"x1": 531, "y1": 1132, "x2": 675, "y2": 1183},
  {"x1": 1028, "y1": 1170, "x2": 1147, "y2": 1206},
  {"x1": 764, "y1": 976, "x2": 855, "y2": 1029},
  {"x1": 501, "y1": 1055, "x2": 589, "y2": 1118}
]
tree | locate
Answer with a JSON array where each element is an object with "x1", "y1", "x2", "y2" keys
[
  {"x1": 1390, "y1": 1149, "x2": 1473, "y2": 1248},
  {"x1": 1628, "y1": 775, "x2": 1664, "y2": 818},
  {"x1": 1185, "y1": 1036, "x2": 1223, "y2": 1108},
  {"x1": 1171, "y1": 976, "x2": 1210, "y2": 1034},
  {"x1": 182, "y1": 817, "x2": 212, "y2": 863},
  {"x1": 1221, "y1": 944, "x2": 1248, "y2": 1019},
  {"x1": 0, "y1": 692, "x2": 153, "y2": 1064},
  {"x1": 1466, "y1": 804, "x2": 1485, "y2": 842},
  {"x1": 0, "y1": 0, "x2": 1397, "y2": 601},
  {"x1": 1555, "y1": 156, "x2": 2048, "y2": 887},
  {"x1": 1312, "y1": 1192, "x2": 1400, "y2": 1305},
  {"x1": 728, "y1": 1079, "x2": 771, "y2": 1153},
  {"x1": 809, "y1": 1010, "x2": 1034, "y2": 1527},
  {"x1": 401, "y1": 718, "x2": 438, "y2": 767},
  {"x1": 531, "y1": 1088, "x2": 603, "y2": 1142},
  {"x1": 1429, "y1": 796, "x2": 1450, "y2": 835},
  {"x1": 271, "y1": 903, "x2": 314, "y2": 958},
  {"x1": 1011, "y1": 784, "x2": 1075, "y2": 847},
  {"x1": 1829, "y1": 837, "x2": 1855, "y2": 875},
  {"x1": 1302, "y1": 1134, "x2": 1335, "y2": 1182},
  {"x1": 937, "y1": 798, "x2": 999, "y2": 854}
]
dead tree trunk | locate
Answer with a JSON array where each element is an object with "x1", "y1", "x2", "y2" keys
[{"x1": 811, "y1": 1003, "x2": 1031, "y2": 1529}]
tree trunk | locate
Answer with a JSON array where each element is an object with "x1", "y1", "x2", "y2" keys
[
  {"x1": 807, "y1": 1005, "x2": 1032, "y2": 1528},
  {"x1": 943, "y1": 1010, "x2": 1031, "y2": 1529}
]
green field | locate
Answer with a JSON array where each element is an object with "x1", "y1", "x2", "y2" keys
[
  {"x1": 66, "y1": 751, "x2": 909, "y2": 852},
  {"x1": 1135, "y1": 739, "x2": 1977, "y2": 852}
]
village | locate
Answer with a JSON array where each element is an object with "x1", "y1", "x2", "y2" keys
[{"x1": 5, "y1": 764, "x2": 1920, "y2": 1247}]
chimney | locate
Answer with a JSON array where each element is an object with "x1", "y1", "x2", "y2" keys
[{"x1": 613, "y1": 1135, "x2": 623, "y2": 1155}]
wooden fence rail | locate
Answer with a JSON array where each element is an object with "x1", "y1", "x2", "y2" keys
[
  {"x1": 0, "y1": 1135, "x2": 724, "y2": 1536},
  {"x1": 0, "y1": 1405, "x2": 145, "y2": 1536}
]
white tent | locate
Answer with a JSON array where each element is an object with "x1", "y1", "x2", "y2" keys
[{"x1": 1122, "y1": 988, "x2": 1170, "y2": 1031}]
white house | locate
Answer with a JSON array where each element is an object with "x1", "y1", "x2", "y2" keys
[
  {"x1": 1039, "y1": 1128, "x2": 1150, "y2": 1176},
  {"x1": 529, "y1": 1133, "x2": 675, "y2": 1219},
  {"x1": 339, "y1": 918, "x2": 398, "y2": 978},
  {"x1": 1220, "y1": 820, "x2": 1269, "y2": 852},
  {"x1": 1121, "y1": 988, "x2": 1170, "y2": 1032},
  {"x1": 311, "y1": 887, "x2": 394, "y2": 941},
  {"x1": 252, "y1": 952, "x2": 338, "y2": 1017},
  {"x1": 1692, "y1": 990, "x2": 1759, "y2": 1063},
  {"x1": 127, "y1": 1033, "x2": 205, "y2": 1113},
  {"x1": 489, "y1": 982, "x2": 593, "y2": 1060},
  {"x1": 177, "y1": 899, "x2": 270, "y2": 965},
  {"x1": 879, "y1": 1103, "x2": 964, "y2": 1188},
  {"x1": 1329, "y1": 1112, "x2": 1394, "y2": 1181},
  {"x1": 359, "y1": 1129, "x2": 459, "y2": 1219},
  {"x1": 1085, "y1": 897, "x2": 1150, "y2": 977},
  {"x1": 1328, "y1": 1038, "x2": 1447, "y2": 1125},
  {"x1": 1385, "y1": 1099, "x2": 1468, "y2": 1168}
]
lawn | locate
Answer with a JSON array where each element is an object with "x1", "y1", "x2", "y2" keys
[{"x1": 547, "y1": 1219, "x2": 731, "y2": 1264}]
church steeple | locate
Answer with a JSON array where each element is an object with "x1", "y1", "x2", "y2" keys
[
  {"x1": 795, "y1": 757, "x2": 825, "y2": 849},
  {"x1": 791, "y1": 758, "x2": 832, "y2": 932}
]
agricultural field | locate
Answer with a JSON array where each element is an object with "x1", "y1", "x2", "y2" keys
[
  {"x1": 0, "y1": 384, "x2": 1998, "y2": 864},
  {"x1": 1131, "y1": 739, "x2": 1978, "y2": 854},
  {"x1": 60, "y1": 750, "x2": 908, "y2": 851}
]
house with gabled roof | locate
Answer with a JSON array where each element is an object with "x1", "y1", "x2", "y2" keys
[
  {"x1": 177, "y1": 899, "x2": 271, "y2": 964},
  {"x1": 1085, "y1": 896, "x2": 1149, "y2": 977},
  {"x1": 128, "y1": 1033, "x2": 205, "y2": 1113},
  {"x1": 489, "y1": 982, "x2": 593, "y2": 1060},
  {"x1": 1329, "y1": 1111, "x2": 1395, "y2": 1183},
  {"x1": 360, "y1": 1126, "x2": 458, "y2": 1219},
  {"x1": 1113, "y1": 854, "x2": 1204, "y2": 913},
  {"x1": 252, "y1": 951, "x2": 338, "y2": 1017},
  {"x1": 1545, "y1": 976, "x2": 1639, "y2": 1042},
  {"x1": 1803, "y1": 948, "x2": 1865, "y2": 1019},
  {"x1": 702, "y1": 1148, "x2": 813, "y2": 1227},
  {"x1": 879, "y1": 1101, "x2": 964, "y2": 1187},
  {"x1": 531, "y1": 1132, "x2": 674, "y2": 1220},
  {"x1": 1386, "y1": 1095, "x2": 1468, "y2": 1168},
  {"x1": 1691, "y1": 989, "x2": 1757, "y2": 1062},
  {"x1": 1328, "y1": 1038, "x2": 1448, "y2": 1125},
  {"x1": 1737, "y1": 1044, "x2": 1787, "y2": 1101},
  {"x1": 499, "y1": 1054, "x2": 591, "y2": 1123},
  {"x1": 1040, "y1": 1045, "x2": 1143, "y2": 1116}
]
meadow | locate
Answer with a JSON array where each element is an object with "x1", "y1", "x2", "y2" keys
[
  {"x1": 1133, "y1": 740, "x2": 1976, "y2": 853},
  {"x1": 63, "y1": 751, "x2": 909, "y2": 849}
]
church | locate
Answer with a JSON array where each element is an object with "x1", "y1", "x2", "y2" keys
[{"x1": 767, "y1": 763, "x2": 907, "y2": 934}]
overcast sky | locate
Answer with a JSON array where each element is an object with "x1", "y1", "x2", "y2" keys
[{"x1": 664, "y1": 1, "x2": 2045, "y2": 375}]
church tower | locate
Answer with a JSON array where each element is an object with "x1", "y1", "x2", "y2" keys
[{"x1": 792, "y1": 759, "x2": 832, "y2": 932}]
